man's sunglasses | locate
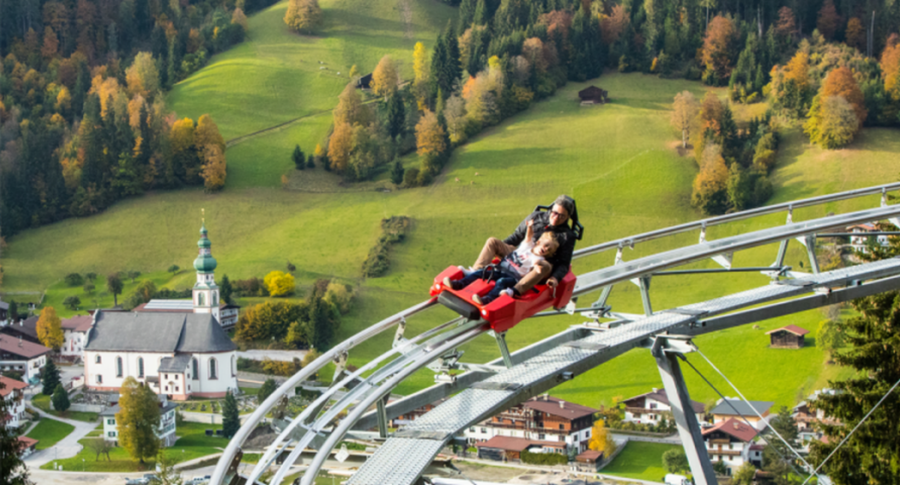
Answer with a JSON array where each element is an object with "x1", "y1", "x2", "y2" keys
[{"x1": 550, "y1": 210, "x2": 568, "y2": 218}]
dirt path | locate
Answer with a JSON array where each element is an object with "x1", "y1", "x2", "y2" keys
[{"x1": 400, "y1": 0, "x2": 414, "y2": 39}]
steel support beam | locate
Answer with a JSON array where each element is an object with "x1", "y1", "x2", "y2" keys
[
  {"x1": 493, "y1": 331, "x2": 513, "y2": 368},
  {"x1": 653, "y1": 341, "x2": 717, "y2": 485},
  {"x1": 376, "y1": 397, "x2": 389, "y2": 439},
  {"x1": 639, "y1": 276, "x2": 653, "y2": 316}
]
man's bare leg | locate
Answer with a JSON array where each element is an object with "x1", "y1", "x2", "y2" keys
[{"x1": 473, "y1": 237, "x2": 514, "y2": 270}]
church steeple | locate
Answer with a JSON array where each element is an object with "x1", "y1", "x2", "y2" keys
[{"x1": 192, "y1": 216, "x2": 220, "y2": 321}]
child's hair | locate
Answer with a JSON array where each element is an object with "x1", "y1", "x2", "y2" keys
[{"x1": 538, "y1": 231, "x2": 560, "y2": 256}]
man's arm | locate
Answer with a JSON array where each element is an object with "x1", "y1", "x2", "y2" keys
[
  {"x1": 503, "y1": 212, "x2": 539, "y2": 247},
  {"x1": 549, "y1": 233, "x2": 575, "y2": 283}
]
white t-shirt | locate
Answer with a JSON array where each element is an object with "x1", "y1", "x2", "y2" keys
[{"x1": 500, "y1": 240, "x2": 545, "y2": 278}]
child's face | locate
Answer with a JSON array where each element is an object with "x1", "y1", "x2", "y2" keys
[{"x1": 533, "y1": 237, "x2": 559, "y2": 257}]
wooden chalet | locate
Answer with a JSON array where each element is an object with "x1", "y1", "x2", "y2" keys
[
  {"x1": 578, "y1": 85, "x2": 609, "y2": 105},
  {"x1": 356, "y1": 73, "x2": 373, "y2": 89},
  {"x1": 766, "y1": 325, "x2": 809, "y2": 349}
]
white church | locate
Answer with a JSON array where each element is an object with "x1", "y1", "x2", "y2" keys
[{"x1": 83, "y1": 223, "x2": 238, "y2": 400}]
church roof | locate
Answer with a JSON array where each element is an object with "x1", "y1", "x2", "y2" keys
[
  {"x1": 159, "y1": 354, "x2": 192, "y2": 372},
  {"x1": 85, "y1": 311, "x2": 235, "y2": 354}
]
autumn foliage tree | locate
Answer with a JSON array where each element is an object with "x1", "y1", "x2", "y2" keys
[
  {"x1": 820, "y1": 66, "x2": 866, "y2": 126},
  {"x1": 701, "y1": 16, "x2": 736, "y2": 85},
  {"x1": 588, "y1": 420, "x2": 617, "y2": 456},
  {"x1": 805, "y1": 95, "x2": 859, "y2": 149},
  {"x1": 816, "y1": 0, "x2": 839, "y2": 40},
  {"x1": 284, "y1": 0, "x2": 322, "y2": 34},
  {"x1": 264, "y1": 271, "x2": 296, "y2": 297},
  {"x1": 37, "y1": 306, "x2": 64, "y2": 351},
  {"x1": 125, "y1": 52, "x2": 160, "y2": 98},
  {"x1": 371, "y1": 55, "x2": 399, "y2": 99},
  {"x1": 881, "y1": 35, "x2": 900, "y2": 103},
  {"x1": 671, "y1": 91, "x2": 699, "y2": 149},
  {"x1": 845, "y1": 18, "x2": 864, "y2": 51},
  {"x1": 415, "y1": 110, "x2": 446, "y2": 159},
  {"x1": 116, "y1": 377, "x2": 160, "y2": 464},
  {"x1": 691, "y1": 144, "x2": 730, "y2": 215}
]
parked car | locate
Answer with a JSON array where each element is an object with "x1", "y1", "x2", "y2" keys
[{"x1": 189, "y1": 476, "x2": 211, "y2": 485}]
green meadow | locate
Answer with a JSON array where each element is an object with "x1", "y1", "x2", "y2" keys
[{"x1": 4, "y1": 0, "x2": 900, "y2": 413}]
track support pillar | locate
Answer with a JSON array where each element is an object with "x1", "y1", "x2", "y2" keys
[
  {"x1": 652, "y1": 338, "x2": 717, "y2": 485},
  {"x1": 491, "y1": 331, "x2": 513, "y2": 368},
  {"x1": 376, "y1": 396, "x2": 389, "y2": 439},
  {"x1": 639, "y1": 276, "x2": 653, "y2": 316}
]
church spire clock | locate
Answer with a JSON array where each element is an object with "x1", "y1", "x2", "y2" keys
[{"x1": 192, "y1": 213, "x2": 220, "y2": 321}]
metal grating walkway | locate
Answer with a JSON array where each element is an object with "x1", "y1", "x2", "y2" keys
[{"x1": 346, "y1": 258, "x2": 900, "y2": 485}]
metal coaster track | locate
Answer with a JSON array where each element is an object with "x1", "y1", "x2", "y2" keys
[{"x1": 211, "y1": 183, "x2": 900, "y2": 485}]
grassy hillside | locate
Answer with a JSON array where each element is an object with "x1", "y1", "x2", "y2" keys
[
  {"x1": 167, "y1": 0, "x2": 455, "y2": 141},
  {"x1": 4, "y1": 39, "x2": 900, "y2": 412}
]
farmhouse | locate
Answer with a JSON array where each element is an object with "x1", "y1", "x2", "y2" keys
[
  {"x1": 766, "y1": 325, "x2": 809, "y2": 349},
  {"x1": 703, "y1": 418, "x2": 763, "y2": 475},
  {"x1": 0, "y1": 335, "x2": 50, "y2": 381},
  {"x1": 61, "y1": 315, "x2": 93, "y2": 358},
  {"x1": 132, "y1": 224, "x2": 240, "y2": 329},
  {"x1": 101, "y1": 394, "x2": 178, "y2": 446},
  {"x1": 1, "y1": 375, "x2": 28, "y2": 429},
  {"x1": 17, "y1": 436, "x2": 39, "y2": 458},
  {"x1": 621, "y1": 388, "x2": 705, "y2": 425},
  {"x1": 793, "y1": 389, "x2": 839, "y2": 449},
  {"x1": 0, "y1": 316, "x2": 41, "y2": 345},
  {"x1": 710, "y1": 398, "x2": 773, "y2": 428},
  {"x1": 578, "y1": 85, "x2": 609, "y2": 105},
  {"x1": 847, "y1": 223, "x2": 889, "y2": 253},
  {"x1": 465, "y1": 394, "x2": 597, "y2": 453}
]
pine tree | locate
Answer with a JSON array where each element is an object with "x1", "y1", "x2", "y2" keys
[
  {"x1": 444, "y1": 26, "x2": 462, "y2": 91},
  {"x1": 307, "y1": 154, "x2": 316, "y2": 169},
  {"x1": 390, "y1": 160, "x2": 405, "y2": 185},
  {"x1": 0, "y1": 381, "x2": 29, "y2": 484},
  {"x1": 809, "y1": 291, "x2": 900, "y2": 485},
  {"x1": 42, "y1": 359, "x2": 61, "y2": 396},
  {"x1": 219, "y1": 274, "x2": 233, "y2": 304},
  {"x1": 221, "y1": 392, "x2": 240, "y2": 438},
  {"x1": 430, "y1": 33, "x2": 450, "y2": 97},
  {"x1": 311, "y1": 297, "x2": 334, "y2": 351},
  {"x1": 292, "y1": 145, "x2": 305, "y2": 170},
  {"x1": 386, "y1": 94, "x2": 406, "y2": 139},
  {"x1": 458, "y1": 0, "x2": 476, "y2": 33},
  {"x1": 52, "y1": 383, "x2": 71, "y2": 413}
]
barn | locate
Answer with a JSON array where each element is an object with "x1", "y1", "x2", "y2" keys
[{"x1": 765, "y1": 325, "x2": 809, "y2": 349}]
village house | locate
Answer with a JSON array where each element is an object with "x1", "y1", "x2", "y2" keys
[
  {"x1": 702, "y1": 418, "x2": 763, "y2": 475},
  {"x1": 101, "y1": 393, "x2": 178, "y2": 446},
  {"x1": 61, "y1": 315, "x2": 93, "y2": 359},
  {"x1": 83, "y1": 224, "x2": 239, "y2": 400},
  {"x1": 17, "y1": 436, "x2": 39, "y2": 458},
  {"x1": 793, "y1": 389, "x2": 839, "y2": 450},
  {"x1": 0, "y1": 334, "x2": 50, "y2": 382},
  {"x1": 0, "y1": 316, "x2": 41, "y2": 345},
  {"x1": 621, "y1": 388, "x2": 705, "y2": 425},
  {"x1": 766, "y1": 325, "x2": 809, "y2": 349},
  {"x1": 474, "y1": 435, "x2": 566, "y2": 461},
  {"x1": 465, "y1": 394, "x2": 598, "y2": 455},
  {"x1": 710, "y1": 398, "x2": 773, "y2": 429},
  {"x1": 847, "y1": 223, "x2": 890, "y2": 253},
  {"x1": 1, "y1": 375, "x2": 28, "y2": 430}
]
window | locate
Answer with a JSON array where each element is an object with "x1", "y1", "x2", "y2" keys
[
  {"x1": 175, "y1": 386, "x2": 179, "y2": 392},
  {"x1": 538, "y1": 433, "x2": 546, "y2": 440},
  {"x1": 165, "y1": 386, "x2": 169, "y2": 391},
  {"x1": 559, "y1": 424, "x2": 564, "y2": 430},
  {"x1": 729, "y1": 444, "x2": 733, "y2": 450},
  {"x1": 198, "y1": 293, "x2": 205, "y2": 306},
  {"x1": 108, "y1": 431, "x2": 117, "y2": 438},
  {"x1": 116, "y1": 357, "x2": 123, "y2": 377},
  {"x1": 165, "y1": 374, "x2": 169, "y2": 380},
  {"x1": 209, "y1": 358, "x2": 218, "y2": 380},
  {"x1": 138, "y1": 358, "x2": 144, "y2": 378},
  {"x1": 480, "y1": 428, "x2": 486, "y2": 433},
  {"x1": 107, "y1": 419, "x2": 115, "y2": 425},
  {"x1": 96, "y1": 374, "x2": 103, "y2": 384},
  {"x1": 95, "y1": 355, "x2": 101, "y2": 364},
  {"x1": 231, "y1": 355, "x2": 236, "y2": 377},
  {"x1": 192, "y1": 358, "x2": 199, "y2": 379},
  {"x1": 213, "y1": 293, "x2": 218, "y2": 306}
]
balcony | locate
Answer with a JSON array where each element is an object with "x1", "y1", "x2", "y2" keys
[{"x1": 706, "y1": 449, "x2": 741, "y2": 457}]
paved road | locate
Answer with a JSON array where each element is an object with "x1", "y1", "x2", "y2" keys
[
  {"x1": 610, "y1": 431, "x2": 681, "y2": 445},
  {"x1": 24, "y1": 391, "x2": 99, "y2": 468}
]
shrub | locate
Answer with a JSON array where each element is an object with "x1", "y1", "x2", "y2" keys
[
  {"x1": 63, "y1": 295, "x2": 81, "y2": 310},
  {"x1": 233, "y1": 277, "x2": 269, "y2": 297},
  {"x1": 362, "y1": 216, "x2": 411, "y2": 278},
  {"x1": 403, "y1": 167, "x2": 420, "y2": 187},
  {"x1": 264, "y1": 271, "x2": 296, "y2": 297},
  {"x1": 521, "y1": 450, "x2": 568, "y2": 465},
  {"x1": 64, "y1": 273, "x2": 84, "y2": 287}
]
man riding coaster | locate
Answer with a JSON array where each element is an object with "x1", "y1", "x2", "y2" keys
[{"x1": 448, "y1": 195, "x2": 580, "y2": 299}]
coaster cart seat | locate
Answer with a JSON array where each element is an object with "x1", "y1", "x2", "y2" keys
[{"x1": 430, "y1": 265, "x2": 577, "y2": 333}]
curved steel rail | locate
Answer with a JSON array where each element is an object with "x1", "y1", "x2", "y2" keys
[{"x1": 213, "y1": 183, "x2": 900, "y2": 485}]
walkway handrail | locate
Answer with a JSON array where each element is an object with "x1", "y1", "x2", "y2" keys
[
  {"x1": 572, "y1": 182, "x2": 900, "y2": 260},
  {"x1": 209, "y1": 298, "x2": 437, "y2": 485}
]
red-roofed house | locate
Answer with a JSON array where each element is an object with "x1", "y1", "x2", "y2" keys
[
  {"x1": 1, "y1": 376, "x2": 28, "y2": 429},
  {"x1": 621, "y1": 388, "x2": 706, "y2": 426},
  {"x1": 17, "y1": 436, "x2": 38, "y2": 457},
  {"x1": 0, "y1": 335, "x2": 50, "y2": 381},
  {"x1": 474, "y1": 435, "x2": 566, "y2": 461},
  {"x1": 464, "y1": 394, "x2": 598, "y2": 453},
  {"x1": 61, "y1": 314, "x2": 94, "y2": 358},
  {"x1": 702, "y1": 418, "x2": 762, "y2": 475},
  {"x1": 766, "y1": 325, "x2": 810, "y2": 349}
]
